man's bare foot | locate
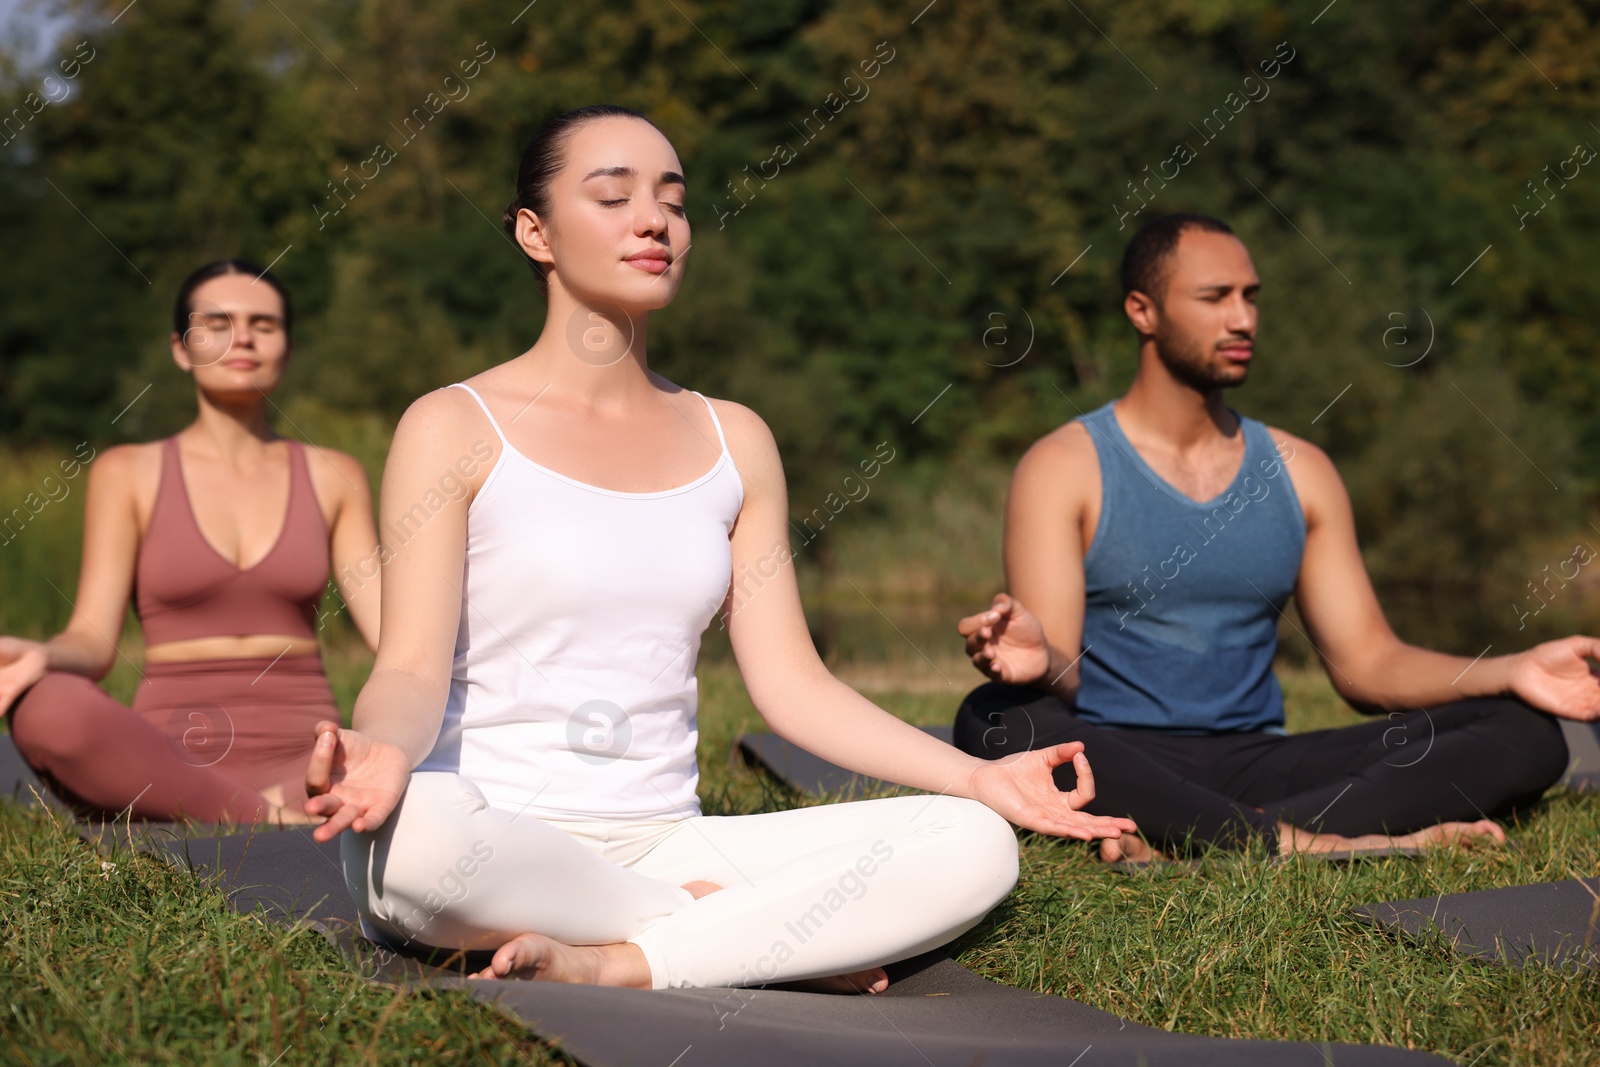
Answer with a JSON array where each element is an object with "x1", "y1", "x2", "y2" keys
[
  {"x1": 1387, "y1": 820, "x2": 1507, "y2": 849},
  {"x1": 788, "y1": 967, "x2": 890, "y2": 994},
  {"x1": 471, "y1": 933, "x2": 652, "y2": 987},
  {"x1": 1098, "y1": 834, "x2": 1161, "y2": 863},
  {"x1": 1278, "y1": 819, "x2": 1506, "y2": 855}
]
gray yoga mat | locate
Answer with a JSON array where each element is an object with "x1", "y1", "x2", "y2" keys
[
  {"x1": 455, "y1": 953, "x2": 1447, "y2": 1066},
  {"x1": 1352, "y1": 878, "x2": 1600, "y2": 970},
  {"x1": 1559, "y1": 719, "x2": 1600, "y2": 792},
  {"x1": 154, "y1": 826, "x2": 355, "y2": 928},
  {"x1": 737, "y1": 726, "x2": 953, "y2": 796},
  {"x1": 0, "y1": 730, "x2": 53, "y2": 809},
  {"x1": 151, "y1": 824, "x2": 1447, "y2": 1065},
  {"x1": 148, "y1": 826, "x2": 460, "y2": 982}
]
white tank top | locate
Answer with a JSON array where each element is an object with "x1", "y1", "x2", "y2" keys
[{"x1": 415, "y1": 382, "x2": 744, "y2": 821}]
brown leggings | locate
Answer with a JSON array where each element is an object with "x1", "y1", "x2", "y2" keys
[{"x1": 9, "y1": 654, "x2": 334, "y2": 822}]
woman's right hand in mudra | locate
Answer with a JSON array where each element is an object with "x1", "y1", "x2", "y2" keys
[
  {"x1": 957, "y1": 593, "x2": 1050, "y2": 685},
  {"x1": 304, "y1": 721, "x2": 412, "y2": 842},
  {"x1": 967, "y1": 741, "x2": 1138, "y2": 842},
  {"x1": 0, "y1": 637, "x2": 48, "y2": 716}
]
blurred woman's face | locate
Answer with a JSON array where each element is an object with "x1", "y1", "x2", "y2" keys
[
  {"x1": 171, "y1": 273, "x2": 291, "y2": 398},
  {"x1": 523, "y1": 116, "x2": 690, "y2": 312}
]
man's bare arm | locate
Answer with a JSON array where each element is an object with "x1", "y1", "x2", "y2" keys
[
  {"x1": 1282, "y1": 428, "x2": 1600, "y2": 720},
  {"x1": 997, "y1": 422, "x2": 1098, "y2": 703}
]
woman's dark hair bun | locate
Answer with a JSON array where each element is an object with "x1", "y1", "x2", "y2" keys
[{"x1": 504, "y1": 104, "x2": 660, "y2": 288}]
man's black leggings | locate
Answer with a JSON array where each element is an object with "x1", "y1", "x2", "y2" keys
[{"x1": 953, "y1": 684, "x2": 1570, "y2": 854}]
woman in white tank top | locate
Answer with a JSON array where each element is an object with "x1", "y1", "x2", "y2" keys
[{"x1": 302, "y1": 105, "x2": 1136, "y2": 992}]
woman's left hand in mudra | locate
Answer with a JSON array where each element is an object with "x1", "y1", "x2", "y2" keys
[
  {"x1": 966, "y1": 741, "x2": 1139, "y2": 841},
  {"x1": 304, "y1": 721, "x2": 412, "y2": 842}
]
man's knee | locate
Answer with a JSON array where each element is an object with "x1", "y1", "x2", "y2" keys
[
  {"x1": 1460, "y1": 697, "x2": 1568, "y2": 793},
  {"x1": 953, "y1": 683, "x2": 1056, "y2": 759},
  {"x1": 1504, "y1": 700, "x2": 1569, "y2": 789}
]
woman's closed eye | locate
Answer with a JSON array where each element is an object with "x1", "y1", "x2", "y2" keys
[{"x1": 598, "y1": 196, "x2": 685, "y2": 217}]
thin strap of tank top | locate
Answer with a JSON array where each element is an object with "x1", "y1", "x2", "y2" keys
[
  {"x1": 692, "y1": 391, "x2": 729, "y2": 456},
  {"x1": 451, "y1": 381, "x2": 728, "y2": 458},
  {"x1": 448, "y1": 383, "x2": 510, "y2": 448}
]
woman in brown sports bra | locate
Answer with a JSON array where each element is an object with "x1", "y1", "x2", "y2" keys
[{"x1": 0, "y1": 260, "x2": 380, "y2": 822}]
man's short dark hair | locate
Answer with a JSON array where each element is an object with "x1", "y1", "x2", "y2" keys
[{"x1": 1120, "y1": 214, "x2": 1236, "y2": 304}]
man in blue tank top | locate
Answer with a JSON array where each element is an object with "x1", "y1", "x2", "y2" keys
[{"x1": 953, "y1": 213, "x2": 1595, "y2": 858}]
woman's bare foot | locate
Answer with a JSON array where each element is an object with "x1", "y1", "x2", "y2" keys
[
  {"x1": 681, "y1": 880, "x2": 722, "y2": 899},
  {"x1": 1098, "y1": 834, "x2": 1161, "y2": 863},
  {"x1": 788, "y1": 967, "x2": 890, "y2": 994},
  {"x1": 471, "y1": 933, "x2": 652, "y2": 987},
  {"x1": 1278, "y1": 819, "x2": 1506, "y2": 855},
  {"x1": 260, "y1": 785, "x2": 319, "y2": 825}
]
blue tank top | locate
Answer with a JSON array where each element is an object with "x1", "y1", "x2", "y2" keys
[{"x1": 1075, "y1": 402, "x2": 1305, "y2": 733}]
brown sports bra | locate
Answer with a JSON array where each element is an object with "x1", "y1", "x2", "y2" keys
[{"x1": 135, "y1": 437, "x2": 331, "y2": 646}]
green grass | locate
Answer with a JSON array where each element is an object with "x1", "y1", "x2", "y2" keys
[
  {"x1": 974, "y1": 798, "x2": 1600, "y2": 1061},
  {"x1": 0, "y1": 800, "x2": 573, "y2": 1066},
  {"x1": 5, "y1": 652, "x2": 1597, "y2": 1064}
]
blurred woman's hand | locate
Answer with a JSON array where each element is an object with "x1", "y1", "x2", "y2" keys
[{"x1": 0, "y1": 637, "x2": 49, "y2": 716}]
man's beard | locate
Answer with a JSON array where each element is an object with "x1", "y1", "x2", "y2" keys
[{"x1": 1153, "y1": 318, "x2": 1249, "y2": 391}]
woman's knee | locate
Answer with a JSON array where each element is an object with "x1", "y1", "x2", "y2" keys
[
  {"x1": 928, "y1": 797, "x2": 1020, "y2": 908},
  {"x1": 356, "y1": 772, "x2": 489, "y2": 873},
  {"x1": 10, "y1": 672, "x2": 110, "y2": 765},
  {"x1": 345, "y1": 772, "x2": 502, "y2": 946},
  {"x1": 364, "y1": 840, "x2": 501, "y2": 949}
]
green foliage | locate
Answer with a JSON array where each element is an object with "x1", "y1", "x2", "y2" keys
[{"x1": 1, "y1": 0, "x2": 1597, "y2": 637}]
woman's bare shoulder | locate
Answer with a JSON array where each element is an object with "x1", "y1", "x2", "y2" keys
[
  {"x1": 300, "y1": 444, "x2": 370, "y2": 484},
  {"x1": 682, "y1": 389, "x2": 766, "y2": 439},
  {"x1": 394, "y1": 385, "x2": 492, "y2": 443},
  {"x1": 695, "y1": 393, "x2": 776, "y2": 459},
  {"x1": 658, "y1": 386, "x2": 777, "y2": 502},
  {"x1": 88, "y1": 441, "x2": 162, "y2": 491}
]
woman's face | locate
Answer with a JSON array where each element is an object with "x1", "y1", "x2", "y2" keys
[
  {"x1": 170, "y1": 273, "x2": 291, "y2": 398},
  {"x1": 523, "y1": 116, "x2": 690, "y2": 312}
]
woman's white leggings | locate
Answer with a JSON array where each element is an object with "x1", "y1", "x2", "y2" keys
[{"x1": 341, "y1": 772, "x2": 1020, "y2": 989}]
